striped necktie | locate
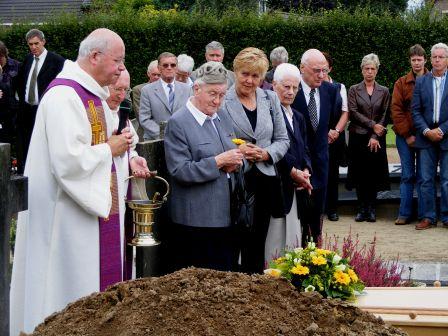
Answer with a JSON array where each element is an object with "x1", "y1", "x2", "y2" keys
[
  {"x1": 167, "y1": 83, "x2": 175, "y2": 111},
  {"x1": 308, "y1": 88, "x2": 318, "y2": 131}
]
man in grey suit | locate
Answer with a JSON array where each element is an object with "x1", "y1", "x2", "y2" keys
[
  {"x1": 164, "y1": 61, "x2": 243, "y2": 271},
  {"x1": 139, "y1": 52, "x2": 191, "y2": 140},
  {"x1": 191, "y1": 41, "x2": 236, "y2": 88},
  {"x1": 131, "y1": 60, "x2": 161, "y2": 120}
]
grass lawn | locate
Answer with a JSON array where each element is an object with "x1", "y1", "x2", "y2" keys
[{"x1": 386, "y1": 125, "x2": 395, "y2": 147}]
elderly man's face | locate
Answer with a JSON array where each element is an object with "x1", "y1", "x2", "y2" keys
[
  {"x1": 205, "y1": 49, "x2": 224, "y2": 62},
  {"x1": 158, "y1": 56, "x2": 177, "y2": 83},
  {"x1": 94, "y1": 39, "x2": 126, "y2": 87},
  {"x1": 148, "y1": 67, "x2": 161, "y2": 83},
  {"x1": 431, "y1": 48, "x2": 448, "y2": 75},
  {"x1": 193, "y1": 82, "x2": 227, "y2": 116},
  {"x1": 300, "y1": 57, "x2": 328, "y2": 89},
  {"x1": 107, "y1": 72, "x2": 130, "y2": 110},
  {"x1": 27, "y1": 36, "x2": 46, "y2": 57},
  {"x1": 273, "y1": 75, "x2": 300, "y2": 107},
  {"x1": 176, "y1": 69, "x2": 190, "y2": 83}
]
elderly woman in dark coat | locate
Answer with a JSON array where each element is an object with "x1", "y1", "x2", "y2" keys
[
  {"x1": 347, "y1": 53, "x2": 390, "y2": 222},
  {"x1": 222, "y1": 47, "x2": 289, "y2": 274}
]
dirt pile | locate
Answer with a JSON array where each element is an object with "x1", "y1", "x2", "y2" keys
[{"x1": 31, "y1": 268, "x2": 407, "y2": 336}]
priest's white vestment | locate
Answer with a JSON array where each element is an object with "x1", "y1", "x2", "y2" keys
[{"x1": 10, "y1": 60, "x2": 138, "y2": 336}]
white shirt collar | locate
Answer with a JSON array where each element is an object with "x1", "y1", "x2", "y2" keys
[
  {"x1": 161, "y1": 78, "x2": 175, "y2": 89},
  {"x1": 186, "y1": 98, "x2": 218, "y2": 126}
]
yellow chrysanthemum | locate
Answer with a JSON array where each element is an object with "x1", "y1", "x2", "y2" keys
[
  {"x1": 264, "y1": 268, "x2": 282, "y2": 278},
  {"x1": 291, "y1": 265, "x2": 310, "y2": 275},
  {"x1": 348, "y1": 269, "x2": 359, "y2": 282},
  {"x1": 334, "y1": 270, "x2": 351, "y2": 285},
  {"x1": 316, "y1": 248, "x2": 331, "y2": 256},
  {"x1": 232, "y1": 138, "x2": 246, "y2": 145},
  {"x1": 311, "y1": 255, "x2": 327, "y2": 266},
  {"x1": 274, "y1": 257, "x2": 285, "y2": 264}
]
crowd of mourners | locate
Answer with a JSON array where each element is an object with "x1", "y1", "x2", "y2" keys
[{"x1": 6, "y1": 27, "x2": 448, "y2": 336}]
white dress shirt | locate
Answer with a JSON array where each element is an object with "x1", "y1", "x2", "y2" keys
[
  {"x1": 25, "y1": 48, "x2": 48, "y2": 105},
  {"x1": 160, "y1": 79, "x2": 176, "y2": 103},
  {"x1": 301, "y1": 80, "x2": 320, "y2": 122},
  {"x1": 283, "y1": 105, "x2": 294, "y2": 131}
]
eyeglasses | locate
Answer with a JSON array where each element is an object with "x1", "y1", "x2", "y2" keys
[
  {"x1": 161, "y1": 63, "x2": 177, "y2": 69},
  {"x1": 432, "y1": 55, "x2": 447, "y2": 60},
  {"x1": 96, "y1": 51, "x2": 125, "y2": 66},
  {"x1": 111, "y1": 87, "x2": 131, "y2": 95},
  {"x1": 310, "y1": 67, "x2": 330, "y2": 74}
]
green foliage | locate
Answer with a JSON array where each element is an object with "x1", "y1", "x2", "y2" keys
[
  {"x1": 0, "y1": 6, "x2": 445, "y2": 91},
  {"x1": 267, "y1": 0, "x2": 407, "y2": 13}
]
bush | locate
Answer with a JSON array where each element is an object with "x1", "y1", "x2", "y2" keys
[{"x1": 0, "y1": 6, "x2": 445, "y2": 90}]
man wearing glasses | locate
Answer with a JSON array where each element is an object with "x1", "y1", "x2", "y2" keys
[
  {"x1": 412, "y1": 43, "x2": 448, "y2": 230},
  {"x1": 291, "y1": 49, "x2": 339, "y2": 246},
  {"x1": 139, "y1": 52, "x2": 191, "y2": 140}
]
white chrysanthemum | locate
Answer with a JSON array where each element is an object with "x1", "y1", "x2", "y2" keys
[
  {"x1": 335, "y1": 264, "x2": 346, "y2": 271},
  {"x1": 305, "y1": 285, "x2": 315, "y2": 292},
  {"x1": 332, "y1": 255, "x2": 342, "y2": 264}
]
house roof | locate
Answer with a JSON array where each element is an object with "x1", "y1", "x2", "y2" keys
[{"x1": 0, "y1": 0, "x2": 88, "y2": 24}]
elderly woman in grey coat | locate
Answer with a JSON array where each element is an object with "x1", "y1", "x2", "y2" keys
[
  {"x1": 222, "y1": 47, "x2": 289, "y2": 274},
  {"x1": 164, "y1": 61, "x2": 243, "y2": 271}
]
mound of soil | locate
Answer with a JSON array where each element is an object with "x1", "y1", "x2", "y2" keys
[{"x1": 31, "y1": 268, "x2": 407, "y2": 336}]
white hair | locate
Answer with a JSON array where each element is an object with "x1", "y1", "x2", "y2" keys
[
  {"x1": 360, "y1": 53, "x2": 380, "y2": 70},
  {"x1": 270, "y1": 46, "x2": 288, "y2": 63},
  {"x1": 300, "y1": 48, "x2": 325, "y2": 65},
  {"x1": 273, "y1": 63, "x2": 301, "y2": 82},
  {"x1": 147, "y1": 60, "x2": 158, "y2": 72},
  {"x1": 78, "y1": 34, "x2": 109, "y2": 58},
  {"x1": 431, "y1": 42, "x2": 448, "y2": 57},
  {"x1": 177, "y1": 54, "x2": 194, "y2": 73}
]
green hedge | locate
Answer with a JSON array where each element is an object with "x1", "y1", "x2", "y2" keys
[{"x1": 1, "y1": 8, "x2": 447, "y2": 89}]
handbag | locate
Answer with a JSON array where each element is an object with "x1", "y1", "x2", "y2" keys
[{"x1": 230, "y1": 165, "x2": 256, "y2": 231}]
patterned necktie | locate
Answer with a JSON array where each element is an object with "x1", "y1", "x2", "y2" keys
[
  {"x1": 28, "y1": 56, "x2": 39, "y2": 105},
  {"x1": 167, "y1": 83, "x2": 175, "y2": 111},
  {"x1": 308, "y1": 88, "x2": 318, "y2": 131}
]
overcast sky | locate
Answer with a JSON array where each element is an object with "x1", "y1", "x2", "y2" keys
[{"x1": 408, "y1": 0, "x2": 424, "y2": 10}]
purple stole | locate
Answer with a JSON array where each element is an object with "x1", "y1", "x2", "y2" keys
[{"x1": 46, "y1": 78, "x2": 132, "y2": 291}]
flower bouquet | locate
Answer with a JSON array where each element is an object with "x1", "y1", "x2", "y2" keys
[{"x1": 265, "y1": 242, "x2": 365, "y2": 300}]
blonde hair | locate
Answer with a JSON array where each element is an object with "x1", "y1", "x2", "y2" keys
[{"x1": 233, "y1": 47, "x2": 269, "y2": 78}]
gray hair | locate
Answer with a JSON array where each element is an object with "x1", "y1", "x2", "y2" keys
[
  {"x1": 78, "y1": 34, "x2": 109, "y2": 58},
  {"x1": 270, "y1": 46, "x2": 288, "y2": 64},
  {"x1": 205, "y1": 41, "x2": 224, "y2": 54},
  {"x1": 147, "y1": 60, "x2": 158, "y2": 72},
  {"x1": 25, "y1": 29, "x2": 45, "y2": 42},
  {"x1": 300, "y1": 49, "x2": 324, "y2": 66},
  {"x1": 360, "y1": 53, "x2": 380, "y2": 70},
  {"x1": 177, "y1": 54, "x2": 194, "y2": 73},
  {"x1": 273, "y1": 63, "x2": 301, "y2": 83},
  {"x1": 195, "y1": 61, "x2": 227, "y2": 85},
  {"x1": 431, "y1": 43, "x2": 448, "y2": 58}
]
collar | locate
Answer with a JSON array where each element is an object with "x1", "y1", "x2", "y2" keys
[
  {"x1": 404, "y1": 69, "x2": 430, "y2": 84},
  {"x1": 35, "y1": 48, "x2": 47, "y2": 60},
  {"x1": 186, "y1": 98, "x2": 219, "y2": 126},
  {"x1": 431, "y1": 69, "x2": 447, "y2": 79},
  {"x1": 161, "y1": 78, "x2": 175, "y2": 88}
]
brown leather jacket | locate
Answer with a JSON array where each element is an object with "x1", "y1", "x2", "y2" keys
[
  {"x1": 391, "y1": 69, "x2": 428, "y2": 138},
  {"x1": 348, "y1": 81, "x2": 390, "y2": 139}
]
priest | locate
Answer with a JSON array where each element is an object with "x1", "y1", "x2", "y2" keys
[{"x1": 10, "y1": 28, "x2": 151, "y2": 336}]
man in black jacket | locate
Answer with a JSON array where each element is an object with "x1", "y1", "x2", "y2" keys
[{"x1": 16, "y1": 29, "x2": 65, "y2": 173}]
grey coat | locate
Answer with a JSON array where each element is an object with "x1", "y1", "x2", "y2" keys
[
  {"x1": 139, "y1": 79, "x2": 191, "y2": 140},
  {"x1": 222, "y1": 86, "x2": 289, "y2": 176},
  {"x1": 164, "y1": 106, "x2": 237, "y2": 228}
]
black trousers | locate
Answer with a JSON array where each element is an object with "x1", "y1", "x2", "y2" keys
[
  {"x1": 16, "y1": 103, "x2": 38, "y2": 173},
  {"x1": 238, "y1": 167, "x2": 279, "y2": 274},
  {"x1": 301, "y1": 187, "x2": 326, "y2": 247},
  {"x1": 169, "y1": 223, "x2": 236, "y2": 272}
]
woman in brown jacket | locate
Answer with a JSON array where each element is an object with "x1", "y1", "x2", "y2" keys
[{"x1": 347, "y1": 53, "x2": 390, "y2": 222}]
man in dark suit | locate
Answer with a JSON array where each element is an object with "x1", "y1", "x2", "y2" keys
[
  {"x1": 412, "y1": 43, "x2": 448, "y2": 230},
  {"x1": 16, "y1": 29, "x2": 65, "y2": 173},
  {"x1": 291, "y1": 49, "x2": 338, "y2": 245}
]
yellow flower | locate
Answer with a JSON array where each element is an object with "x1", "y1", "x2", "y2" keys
[
  {"x1": 334, "y1": 270, "x2": 351, "y2": 285},
  {"x1": 316, "y1": 248, "x2": 331, "y2": 256},
  {"x1": 274, "y1": 257, "x2": 285, "y2": 264},
  {"x1": 311, "y1": 255, "x2": 327, "y2": 266},
  {"x1": 264, "y1": 268, "x2": 282, "y2": 278},
  {"x1": 348, "y1": 269, "x2": 359, "y2": 282},
  {"x1": 232, "y1": 138, "x2": 246, "y2": 145},
  {"x1": 291, "y1": 265, "x2": 310, "y2": 275}
]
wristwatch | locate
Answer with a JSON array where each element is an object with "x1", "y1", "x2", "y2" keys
[{"x1": 335, "y1": 128, "x2": 341, "y2": 134}]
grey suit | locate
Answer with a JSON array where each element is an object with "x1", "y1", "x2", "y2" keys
[
  {"x1": 131, "y1": 82, "x2": 148, "y2": 119},
  {"x1": 222, "y1": 86, "x2": 289, "y2": 176},
  {"x1": 139, "y1": 79, "x2": 191, "y2": 140},
  {"x1": 164, "y1": 106, "x2": 237, "y2": 228}
]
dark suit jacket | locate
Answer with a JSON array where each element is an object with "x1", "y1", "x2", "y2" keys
[
  {"x1": 291, "y1": 81, "x2": 338, "y2": 189},
  {"x1": 348, "y1": 81, "x2": 390, "y2": 140},
  {"x1": 412, "y1": 72, "x2": 448, "y2": 150},
  {"x1": 17, "y1": 51, "x2": 65, "y2": 104},
  {"x1": 276, "y1": 107, "x2": 312, "y2": 213}
]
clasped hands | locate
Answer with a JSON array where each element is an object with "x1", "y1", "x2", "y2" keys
[
  {"x1": 291, "y1": 168, "x2": 312, "y2": 194},
  {"x1": 425, "y1": 128, "x2": 444, "y2": 142},
  {"x1": 107, "y1": 127, "x2": 133, "y2": 157}
]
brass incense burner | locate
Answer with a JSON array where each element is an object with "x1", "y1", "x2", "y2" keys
[{"x1": 126, "y1": 175, "x2": 169, "y2": 247}]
